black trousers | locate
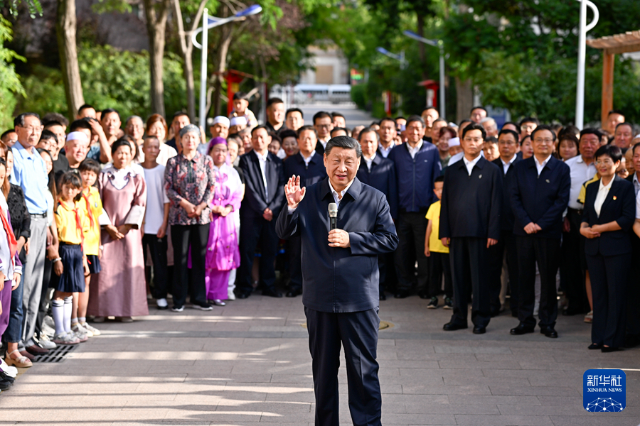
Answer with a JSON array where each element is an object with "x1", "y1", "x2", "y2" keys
[
  {"x1": 626, "y1": 238, "x2": 640, "y2": 338},
  {"x1": 287, "y1": 234, "x2": 302, "y2": 292},
  {"x1": 171, "y1": 224, "x2": 209, "y2": 308},
  {"x1": 428, "y1": 252, "x2": 452, "y2": 298},
  {"x1": 562, "y1": 209, "x2": 589, "y2": 312},
  {"x1": 449, "y1": 237, "x2": 491, "y2": 328},
  {"x1": 237, "y1": 216, "x2": 279, "y2": 293},
  {"x1": 378, "y1": 252, "x2": 396, "y2": 295},
  {"x1": 516, "y1": 236, "x2": 560, "y2": 329},
  {"x1": 142, "y1": 234, "x2": 169, "y2": 299},
  {"x1": 488, "y1": 230, "x2": 519, "y2": 315},
  {"x1": 394, "y1": 212, "x2": 428, "y2": 293},
  {"x1": 305, "y1": 307, "x2": 381, "y2": 426},
  {"x1": 587, "y1": 252, "x2": 631, "y2": 348}
]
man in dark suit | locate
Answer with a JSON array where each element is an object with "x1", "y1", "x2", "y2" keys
[
  {"x1": 489, "y1": 129, "x2": 521, "y2": 317},
  {"x1": 625, "y1": 143, "x2": 640, "y2": 348},
  {"x1": 440, "y1": 123, "x2": 502, "y2": 334},
  {"x1": 357, "y1": 127, "x2": 398, "y2": 299},
  {"x1": 276, "y1": 136, "x2": 398, "y2": 426},
  {"x1": 509, "y1": 125, "x2": 571, "y2": 338},
  {"x1": 313, "y1": 111, "x2": 333, "y2": 155},
  {"x1": 282, "y1": 125, "x2": 327, "y2": 297},
  {"x1": 236, "y1": 125, "x2": 286, "y2": 298}
]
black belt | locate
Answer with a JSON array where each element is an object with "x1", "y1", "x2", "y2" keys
[
  {"x1": 31, "y1": 212, "x2": 47, "y2": 218},
  {"x1": 567, "y1": 207, "x2": 583, "y2": 216}
]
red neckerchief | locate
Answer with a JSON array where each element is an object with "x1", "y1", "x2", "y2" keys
[
  {"x1": 81, "y1": 190, "x2": 96, "y2": 229},
  {"x1": 0, "y1": 206, "x2": 18, "y2": 260},
  {"x1": 58, "y1": 199, "x2": 84, "y2": 246}
]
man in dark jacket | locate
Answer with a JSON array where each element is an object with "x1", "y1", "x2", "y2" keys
[
  {"x1": 236, "y1": 125, "x2": 286, "y2": 299},
  {"x1": 282, "y1": 126, "x2": 327, "y2": 297},
  {"x1": 357, "y1": 127, "x2": 398, "y2": 299},
  {"x1": 388, "y1": 116, "x2": 441, "y2": 298},
  {"x1": 440, "y1": 123, "x2": 502, "y2": 334},
  {"x1": 509, "y1": 125, "x2": 571, "y2": 338},
  {"x1": 489, "y1": 129, "x2": 521, "y2": 317},
  {"x1": 625, "y1": 143, "x2": 640, "y2": 348},
  {"x1": 276, "y1": 136, "x2": 398, "y2": 426}
]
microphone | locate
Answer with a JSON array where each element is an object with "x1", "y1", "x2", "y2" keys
[{"x1": 328, "y1": 203, "x2": 338, "y2": 230}]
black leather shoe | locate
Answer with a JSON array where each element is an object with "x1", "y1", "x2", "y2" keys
[
  {"x1": 0, "y1": 371, "x2": 14, "y2": 384},
  {"x1": 443, "y1": 322, "x2": 468, "y2": 331},
  {"x1": 601, "y1": 346, "x2": 622, "y2": 353},
  {"x1": 285, "y1": 289, "x2": 302, "y2": 298},
  {"x1": 394, "y1": 289, "x2": 411, "y2": 299},
  {"x1": 418, "y1": 291, "x2": 430, "y2": 299},
  {"x1": 588, "y1": 343, "x2": 603, "y2": 350},
  {"x1": 262, "y1": 287, "x2": 283, "y2": 298},
  {"x1": 510, "y1": 323, "x2": 535, "y2": 335},
  {"x1": 235, "y1": 290, "x2": 251, "y2": 299},
  {"x1": 540, "y1": 327, "x2": 558, "y2": 338},
  {"x1": 379, "y1": 293, "x2": 387, "y2": 301},
  {"x1": 472, "y1": 326, "x2": 486, "y2": 335}
]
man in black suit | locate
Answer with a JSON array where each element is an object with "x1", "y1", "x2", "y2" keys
[
  {"x1": 313, "y1": 111, "x2": 333, "y2": 155},
  {"x1": 282, "y1": 125, "x2": 327, "y2": 297},
  {"x1": 357, "y1": 127, "x2": 398, "y2": 299},
  {"x1": 236, "y1": 125, "x2": 286, "y2": 298},
  {"x1": 276, "y1": 136, "x2": 398, "y2": 426},
  {"x1": 625, "y1": 143, "x2": 640, "y2": 348},
  {"x1": 489, "y1": 129, "x2": 521, "y2": 317},
  {"x1": 440, "y1": 123, "x2": 502, "y2": 334},
  {"x1": 509, "y1": 125, "x2": 571, "y2": 338}
]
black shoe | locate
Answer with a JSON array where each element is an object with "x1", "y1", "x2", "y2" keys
[
  {"x1": 472, "y1": 326, "x2": 486, "y2": 335},
  {"x1": 0, "y1": 379, "x2": 11, "y2": 391},
  {"x1": 443, "y1": 297, "x2": 453, "y2": 310},
  {"x1": 601, "y1": 346, "x2": 622, "y2": 353},
  {"x1": 193, "y1": 303, "x2": 213, "y2": 311},
  {"x1": 379, "y1": 293, "x2": 387, "y2": 301},
  {"x1": 262, "y1": 287, "x2": 283, "y2": 298},
  {"x1": 443, "y1": 322, "x2": 468, "y2": 331},
  {"x1": 540, "y1": 327, "x2": 558, "y2": 338},
  {"x1": 624, "y1": 335, "x2": 640, "y2": 349},
  {"x1": 427, "y1": 297, "x2": 438, "y2": 309},
  {"x1": 286, "y1": 289, "x2": 302, "y2": 298},
  {"x1": 418, "y1": 291, "x2": 430, "y2": 299},
  {"x1": 588, "y1": 343, "x2": 603, "y2": 350},
  {"x1": 511, "y1": 310, "x2": 518, "y2": 318},
  {"x1": 0, "y1": 372, "x2": 14, "y2": 384},
  {"x1": 394, "y1": 289, "x2": 411, "y2": 299},
  {"x1": 235, "y1": 290, "x2": 251, "y2": 299},
  {"x1": 510, "y1": 323, "x2": 535, "y2": 335}
]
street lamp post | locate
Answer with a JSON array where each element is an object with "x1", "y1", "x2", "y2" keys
[
  {"x1": 192, "y1": 5, "x2": 262, "y2": 127},
  {"x1": 575, "y1": 0, "x2": 599, "y2": 129},
  {"x1": 403, "y1": 30, "x2": 446, "y2": 119}
]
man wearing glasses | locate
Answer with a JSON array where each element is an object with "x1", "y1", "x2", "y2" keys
[
  {"x1": 9, "y1": 113, "x2": 51, "y2": 356},
  {"x1": 509, "y1": 125, "x2": 570, "y2": 339},
  {"x1": 312, "y1": 111, "x2": 334, "y2": 155}
]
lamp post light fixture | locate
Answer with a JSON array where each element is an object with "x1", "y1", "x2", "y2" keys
[
  {"x1": 575, "y1": 0, "x2": 599, "y2": 130},
  {"x1": 403, "y1": 30, "x2": 445, "y2": 119}
]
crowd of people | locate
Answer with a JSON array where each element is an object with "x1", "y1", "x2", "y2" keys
[{"x1": 0, "y1": 93, "x2": 638, "y2": 390}]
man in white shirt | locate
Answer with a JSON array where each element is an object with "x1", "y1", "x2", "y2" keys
[
  {"x1": 563, "y1": 128, "x2": 600, "y2": 316},
  {"x1": 313, "y1": 111, "x2": 333, "y2": 155},
  {"x1": 377, "y1": 118, "x2": 396, "y2": 158}
]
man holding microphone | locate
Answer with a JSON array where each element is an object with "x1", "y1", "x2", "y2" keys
[{"x1": 276, "y1": 136, "x2": 398, "y2": 426}]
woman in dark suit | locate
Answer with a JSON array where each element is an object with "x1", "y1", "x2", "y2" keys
[{"x1": 580, "y1": 145, "x2": 635, "y2": 352}]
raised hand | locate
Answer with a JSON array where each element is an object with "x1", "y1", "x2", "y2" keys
[{"x1": 285, "y1": 175, "x2": 306, "y2": 209}]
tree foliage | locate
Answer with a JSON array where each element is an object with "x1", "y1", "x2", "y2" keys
[{"x1": 0, "y1": 17, "x2": 25, "y2": 129}]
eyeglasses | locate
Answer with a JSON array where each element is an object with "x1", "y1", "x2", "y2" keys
[{"x1": 316, "y1": 124, "x2": 332, "y2": 129}]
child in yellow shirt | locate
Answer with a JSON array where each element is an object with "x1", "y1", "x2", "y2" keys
[
  {"x1": 74, "y1": 159, "x2": 103, "y2": 337},
  {"x1": 52, "y1": 173, "x2": 89, "y2": 345},
  {"x1": 424, "y1": 176, "x2": 453, "y2": 309}
]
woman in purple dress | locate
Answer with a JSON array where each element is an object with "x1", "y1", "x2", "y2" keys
[
  {"x1": 204, "y1": 138, "x2": 242, "y2": 305},
  {"x1": 88, "y1": 138, "x2": 148, "y2": 322}
]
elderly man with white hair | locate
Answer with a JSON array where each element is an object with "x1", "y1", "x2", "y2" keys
[
  {"x1": 481, "y1": 117, "x2": 499, "y2": 138},
  {"x1": 199, "y1": 116, "x2": 230, "y2": 155}
]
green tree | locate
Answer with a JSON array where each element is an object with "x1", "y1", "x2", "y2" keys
[{"x1": 0, "y1": 17, "x2": 25, "y2": 129}]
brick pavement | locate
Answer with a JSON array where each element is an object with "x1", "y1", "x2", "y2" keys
[{"x1": 1, "y1": 295, "x2": 639, "y2": 425}]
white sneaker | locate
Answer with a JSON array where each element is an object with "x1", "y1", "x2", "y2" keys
[
  {"x1": 227, "y1": 289, "x2": 236, "y2": 300},
  {"x1": 81, "y1": 323, "x2": 101, "y2": 336},
  {"x1": 171, "y1": 305, "x2": 184, "y2": 312},
  {"x1": 72, "y1": 323, "x2": 93, "y2": 338},
  {"x1": 41, "y1": 322, "x2": 55, "y2": 339},
  {"x1": 53, "y1": 333, "x2": 79, "y2": 345},
  {"x1": 44, "y1": 315, "x2": 55, "y2": 330},
  {"x1": 156, "y1": 298, "x2": 168, "y2": 309},
  {"x1": 0, "y1": 359, "x2": 17, "y2": 377},
  {"x1": 38, "y1": 334, "x2": 57, "y2": 350}
]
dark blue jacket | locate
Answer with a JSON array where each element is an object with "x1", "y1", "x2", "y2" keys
[
  {"x1": 388, "y1": 141, "x2": 441, "y2": 213},
  {"x1": 357, "y1": 155, "x2": 398, "y2": 220},
  {"x1": 239, "y1": 150, "x2": 285, "y2": 218},
  {"x1": 510, "y1": 156, "x2": 571, "y2": 239},
  {"x1": 582, "y1": 175, "x2": 635, "y2": 256},
  {"x1": 283, "y1": 152, "x2": 326, "y2": 188},
  {"x1": 276, "y1": 178, "x2": 399, "y2": 313},
  {"x1": 440, "y1": 157, "x2": 502, "y2": 240},
  {"x1": 493, "y1": 157, "x2": 521, "y2": 232}
]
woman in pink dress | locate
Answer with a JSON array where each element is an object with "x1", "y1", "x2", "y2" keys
[
  {"x1": 205, "y1": 138, "x2": 242, "y2": 304},
  {"x1": 88, "y1": 138, "x2": 148, "y2": 322}
]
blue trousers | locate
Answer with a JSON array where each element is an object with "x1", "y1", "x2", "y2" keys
[{"x1": 3, "y1": 273, "x2": 24, "y2": 343}]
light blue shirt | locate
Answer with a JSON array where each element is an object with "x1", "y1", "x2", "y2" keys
[{"x1": 10, "y1": 141, "x2": 49, "y2": 214}]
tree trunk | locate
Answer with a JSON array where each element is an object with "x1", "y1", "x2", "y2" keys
[
  {"x1": 416, "y1": 14, "x2": 427, "y2": 80},
  {"x1": 143, "y1": 0, "x2": 171, "y2": 117},
  {"x1": 455, "y1": 77, "x2": 473, "y2": 123},
  {"x1": 212, "y1": 10, "x2": 233, "y2": 118},
  {"x1": 56, "y1": 0, "x2": 84, "y2": 121}
]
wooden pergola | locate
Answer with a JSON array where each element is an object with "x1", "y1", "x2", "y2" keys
[{"x1": 587, "y1": 30, "x2": 640, "y2": 125}]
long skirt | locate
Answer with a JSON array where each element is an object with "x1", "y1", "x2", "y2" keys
[
  {"x1": 206, "y1": 269, "x2": 231, "y2": 301},
  {"x1": 0, "y1": 280, "x2": 11, "y2": 336}
]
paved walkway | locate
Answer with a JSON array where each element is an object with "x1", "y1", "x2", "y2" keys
[{"x1": 1, "y1": 295, "x2": 639, "y2": 425}]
